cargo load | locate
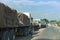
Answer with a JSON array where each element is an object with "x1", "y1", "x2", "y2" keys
[
  {"x1": 33, "y1": 20, "x2": 39, "y2": 26},
  {"x1": 32, "y1": 19, "x2": 40, "y2": 31},
  {"x1": 0, "y1": 3, "x2": 19, "y2": 28},
  {"x1": 17, "y1": 12, "x2": 30, "y2": 27}
]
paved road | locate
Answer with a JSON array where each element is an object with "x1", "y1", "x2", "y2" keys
[{"x1": 31, "y1": 26, "x2": 60, "y2": 40}]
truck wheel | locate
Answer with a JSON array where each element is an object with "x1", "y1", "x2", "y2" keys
[
  {"x1": 2, "y1": 31, "x2": 10, "y2": 40},
  {"x1": 29, "y1": 30, "x2": 33, "y2": 35},
  {"x1": 24, "y1": 27, "x2": 28, "y2": 37},
  {"x1": 9, "y1": 30, "x2": 15, "y2": 40},
  {"x1": 24, "y1": 32, "x2": 29, "y2": 37},
  {"x1": 12, "y1": 33, "x2": 15, "y2": 40},
  {"x1": 0, "y1": 31, "x2": 3, "y2": 40}
]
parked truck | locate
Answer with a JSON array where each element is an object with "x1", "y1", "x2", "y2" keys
[
  {"x1": 40, "y1": 19, "x2": 47, "y2": 28},
  {"x1": 0, "y1": 3, "x2": 19, "y2": 40},
  {"x1": 16, "y1": 12, "x2": 33, "y2": 36},
  {"x1": 32, "y1": 19, "x2": 40, "y2": 31}
]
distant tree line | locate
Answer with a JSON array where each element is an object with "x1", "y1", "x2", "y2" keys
[{"x1": 41, "y1": 18, "x2": 49, "y2": 24}]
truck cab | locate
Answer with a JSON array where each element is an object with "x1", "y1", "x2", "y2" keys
[{"x1": 40, "y1": 20, "x2": 47, "y2": 28}]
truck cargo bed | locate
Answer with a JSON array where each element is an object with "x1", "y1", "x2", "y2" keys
[
  {"x1": 0, "y1": 3, "x2": 19, "y2": 28},
  {"x1": 17, "y1": 12, "x2": 30, "y2": 27}
]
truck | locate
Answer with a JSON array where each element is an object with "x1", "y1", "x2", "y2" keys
[
  {"x1": 40, "y1": 19, "x2": 47, "y2": 28},
  {"x1": 16, "y1": 12, "x2": 33, "y2": 36},
  {"x1": 0, "y1": 3, "x2": 19, "y2": 40},
  {"x1": 32, "y1": 19, "x2": 40, "y2": 31}
]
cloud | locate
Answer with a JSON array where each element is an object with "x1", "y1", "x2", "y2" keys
[
  {"x1": 0, "y1": 0, "x2": 60, "y2": 7},
  {"x1": 13, "y1": 0, "x2": 60, "y2": 7}
]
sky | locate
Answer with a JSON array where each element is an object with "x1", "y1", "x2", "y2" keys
[{"x1": 0, "y1": 0, "x2": 60, "y2": 20}]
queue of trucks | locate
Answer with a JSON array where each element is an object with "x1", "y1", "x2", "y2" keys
[
  {"x1": 0, "y1": 3, "x2": 33, "y2": 40},
  {"x1": 0, "y1": 3, "x2": 47, "y2": 40},
  {"x1": 0, "y1": 3, "x2": 18, "y2": 40}
]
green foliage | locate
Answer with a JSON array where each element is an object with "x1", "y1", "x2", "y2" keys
[
  {"x1": 50, "y1": 20, "x2": 57, "y2": 22},
  {"x1": 56, "y1": 21, "x2": 60, "y2": 26},
  {"x1": 41, "y1": 18, "x2": 49, "y2": 24}
]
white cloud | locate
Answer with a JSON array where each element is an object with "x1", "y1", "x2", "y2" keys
[
  {"x1": 0, "y1": 0, "x2": 60, "y2": 7},
  {"x1": 13, "y1": 0, "x2": 60, "y2": 7}
]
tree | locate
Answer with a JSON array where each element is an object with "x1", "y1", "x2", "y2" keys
[
  {"x1": 50, "y1": 20, "x2": 57, "y2": 24},
  {"x1": 41, "y1": 18, "x2": 49, "y2": 24},
  {"x1": 56, "y1": 21, "x2": 60, "y2": 26}
]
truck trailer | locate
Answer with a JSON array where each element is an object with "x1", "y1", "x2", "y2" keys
[
  {"x1": 0, "y1": 3, "x2": 19, "y2": 40},
  {"x1": 16, "y1": 12, "x2": 33, "y2": 36}
]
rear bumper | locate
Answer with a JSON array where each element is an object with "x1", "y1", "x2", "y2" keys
[{"x1": 41, "y1": 25, "x2": 46, "y2": 28}]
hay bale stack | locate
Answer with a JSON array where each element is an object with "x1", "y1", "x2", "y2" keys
[
  {"x1": 0, "y1": 3, "x2": 19, "y2": 28},
  {"x1": 17, "y1": 12, "x2": 30, "y2": 27}
]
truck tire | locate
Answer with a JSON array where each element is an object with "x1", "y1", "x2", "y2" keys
[
  {"x1": 9, "y1": 29, "x2": 15, "y2": 40},
  {"x1": 0, "y1": 31, "x2": 3, "y2": 40},
  {"x1": 29, "y1": 30, "x2": 33, "y2": 35},
  {"x1": 24, "y1": 27, "x2": 28, "y2": 36},
  {"x1": 2, "y1": 31, "x2": 10, "y2": 40},
  {"x1": 2, "y1": 29, "x2": 15, "y2": 40}
]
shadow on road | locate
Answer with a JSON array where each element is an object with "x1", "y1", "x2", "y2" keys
[
  {"x1": 15, "y1": 29, "x2": 40, "y2": 40},
  {"x1": 15, "y1": 35, "x2": 32, "y2": 40},
  {"x1": 15, "y1": 31, "x2": 39, "y2": 40}
]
